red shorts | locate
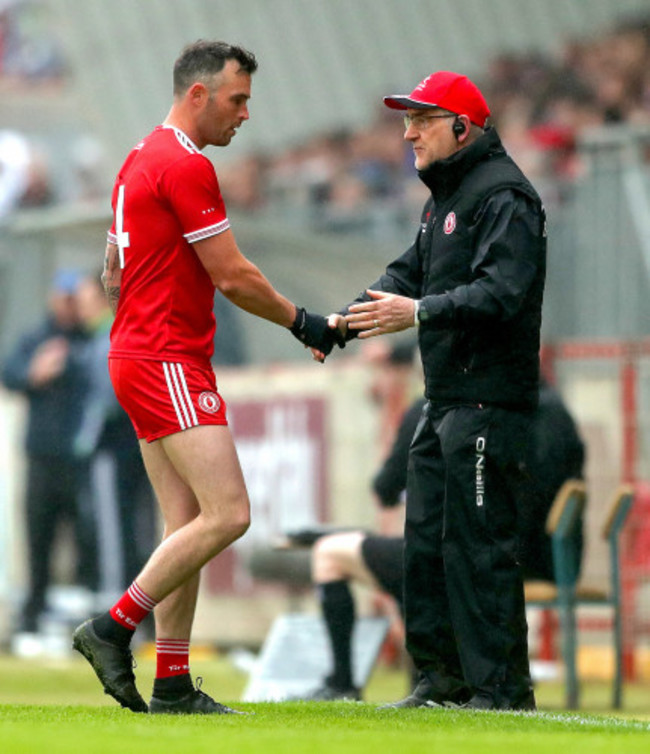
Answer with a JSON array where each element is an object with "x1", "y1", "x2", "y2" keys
[{"x1": 109, "y1": 358, "x2": 228, "y2": 442}]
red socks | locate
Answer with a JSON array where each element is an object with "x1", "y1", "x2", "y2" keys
[
  {"x1": 109, "y1": 582, "x2": 158, "y2": 631},
  {"x1": 109, "y1": 582, "x2": 190, "y2": 681},
  {"x1": 156, "y1": 639, "x2": 190, "y2": 678}
]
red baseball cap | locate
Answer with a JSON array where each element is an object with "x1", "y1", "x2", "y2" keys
[{"x1": 384, "y1": 71, "x2": 490, "y2": 128}]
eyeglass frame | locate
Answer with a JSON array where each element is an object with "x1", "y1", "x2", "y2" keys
[{"x1": 403, "y1": 112, "x2": 456, "y2": 130}]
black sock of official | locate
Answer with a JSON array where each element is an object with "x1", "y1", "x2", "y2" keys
[
  {"x1": 153, "y1": 673, "x2": 194, "y2": 700},
  {"x1": 92, "y1": 611, "x2": 134, "y2": 648},
  {"x1": 318, "y1": 579, "x2": 355, "y2": 690}
]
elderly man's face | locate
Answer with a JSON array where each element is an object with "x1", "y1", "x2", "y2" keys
[{"x1": 403, "y1": 108, "x2": 460, "y2": 170}]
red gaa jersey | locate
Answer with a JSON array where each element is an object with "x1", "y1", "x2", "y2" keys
[{"x1": 107, "y1": 125, "x2": 230, "y2": 364}]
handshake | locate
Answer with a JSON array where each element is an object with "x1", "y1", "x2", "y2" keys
[
  {"x1": 288, "y1": 291, "x2": 411, "y2": 360},
  {"x1": 289, "y1": 307, "x2": 346, "y2": 362}
]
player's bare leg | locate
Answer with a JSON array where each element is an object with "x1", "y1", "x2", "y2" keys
[
  {"x1": 137, "y1": 425, "x2": 250, "y2": 601},
  {"x1": 136, "y1": 441, "x2": 202, "y2": 707},
  {"x1": 74, "y1": 425, "x2": 250, "y2": 713},
  {"x1": 142, "y1": 425, "x2": 250, "y2": 713}
]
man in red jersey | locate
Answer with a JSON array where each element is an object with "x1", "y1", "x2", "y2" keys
[{"x1": 72, "y1": 40, "x2": 342, "y2": 715}]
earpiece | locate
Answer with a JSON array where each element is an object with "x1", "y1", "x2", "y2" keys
[{"x1": 452, "y1": 118, "x2": 466, "y2": 138}]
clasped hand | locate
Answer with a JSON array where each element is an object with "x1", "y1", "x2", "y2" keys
[
  {"x1": 310, "y1": 290, "x2": 417, "y2": 363},
  {"x1": 290, "y1": 306, "x2": 346, "y2": 363}
]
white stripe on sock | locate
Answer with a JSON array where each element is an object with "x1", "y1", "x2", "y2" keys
[{"x1": 128, "y1": 582, "x2": 157, "y2": 611}]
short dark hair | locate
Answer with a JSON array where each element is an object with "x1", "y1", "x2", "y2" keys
[{"x1": 173, "y1": 40, "x2": 257, "y2": 96}]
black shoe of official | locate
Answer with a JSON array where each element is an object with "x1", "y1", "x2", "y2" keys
[
  {"x1": 377, "y1": 676, "x2": 471, "y2": 710},
  {"x1": 72, "y1": 619, "x2": 148, "y2": 713},
  {"x1": 299, "y1": 683, "x2": 361, "y2": 701},
  {"x1": 452, "y1": 689, "x2": 537, "y2": 711},
  {"x1": 149, "y1": 677, "x2": 245, "y2": 715}
]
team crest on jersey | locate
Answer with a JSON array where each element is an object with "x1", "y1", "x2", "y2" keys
[
  {"x1": 443, "y1": 212, "x2": 457, "y2": 234},
  {"x1": 198, "y1": 391, "x2": 221, "y2": 414}
]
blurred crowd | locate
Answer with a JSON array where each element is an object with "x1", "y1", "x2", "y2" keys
[
  {"x1": 217, "y1": 14, "x2": 650, "y2": 237},
  {"x1": 0, "y1": 0, "x2": 66, "y2": 86},
  {"x1": 3, "y1": 12, "x2": 650, "y2": 235},
  {"x1": 0, "y1": 1, "x2": 105, "y2": 223},
  {"x1": 0, "y1": 122, "x2": 107, "y2": 223},
  {"x1": 1, "y1": 269, "x2": 156, "y2": 653}
]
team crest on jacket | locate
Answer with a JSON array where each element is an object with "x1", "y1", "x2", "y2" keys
[
  {"x1": 443, "y1": 212, "x2": 456, "y2": 234},
  {"x1": 198, "y1": 391, "x2": 221, "y2": 414}
]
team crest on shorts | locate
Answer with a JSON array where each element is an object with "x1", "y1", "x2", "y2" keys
[
  {"x1": 198, "y1": 391, "x2": 221, "y2": 414},
  {"x1": 443, "y1": 212, "x2": 456, "y2": 234}
]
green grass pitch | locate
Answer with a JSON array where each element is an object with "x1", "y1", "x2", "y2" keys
[{"x1": 0, "y1": 654, "x2": 648, "y2": 754}]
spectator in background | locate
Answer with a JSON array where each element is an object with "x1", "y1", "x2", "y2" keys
[
  {"x1": 299, "y1": 396, "x2": 424, "y2": 701},
  {"x1": 0, "y1": 130, "x2": 51, "y2": 220},
  {"x1": 74, "y1": 271, "x2": 156, "y2": 601},
  {"x1": 0, "y1": 130, "x2": 31, "y2": 219},
  {"x1": 0, "y1": 0, "x2": 66, "y2": 84},
  {"x1": 282, "y1": 339, "x2": 419, "y2": 701},
  {"x1": 516, "y1": 377, "x2": 585, "y2": 582},
  {"x1": 1, "y1": 268, "x2": 95, "y2": 639}
]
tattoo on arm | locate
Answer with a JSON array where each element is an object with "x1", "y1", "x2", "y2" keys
[
  {"x1": 102, "y1": 243, "x2": 121, "y2": 315},
  {"x1": 105, "y1": 285, "x2": 120, "y2": 314}
]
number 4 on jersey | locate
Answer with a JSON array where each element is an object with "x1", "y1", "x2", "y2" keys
[{"x1": 116, "y1": 184, "x2": 130, "y2": 269}]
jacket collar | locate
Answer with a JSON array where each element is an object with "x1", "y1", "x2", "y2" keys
[{"x1": 417, "y1": 127, "x2": 504, "y2": 203}]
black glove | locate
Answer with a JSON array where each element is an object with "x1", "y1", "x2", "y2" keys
[{"x1": 289, "y1": 307, "x2": 346, "y2": 356}]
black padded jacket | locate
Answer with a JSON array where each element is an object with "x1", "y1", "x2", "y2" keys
[{"x1": 348, "y1": 128, "x2": 546, "y2": 410}]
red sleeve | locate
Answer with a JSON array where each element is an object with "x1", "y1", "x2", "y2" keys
[{"x1": 161, "y1": 154, "x2": 230, "y2": 242}]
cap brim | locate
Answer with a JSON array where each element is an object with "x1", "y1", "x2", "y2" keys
[{"x1": 383, "y1": 95, "x2": 439, "y2": 110}]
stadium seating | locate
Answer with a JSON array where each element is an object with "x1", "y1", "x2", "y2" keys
[{"x1": 525, "y1": 481, "x2": 636, "y2": 709}]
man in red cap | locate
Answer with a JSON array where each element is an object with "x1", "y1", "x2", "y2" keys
[{"x1": 320, "y1": 71, "x2": 546, "y2": 710}]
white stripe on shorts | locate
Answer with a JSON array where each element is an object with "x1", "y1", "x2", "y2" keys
[
  {"x1": 175, "y1": 364, "x2": 198, "y2": 427},
  {"x1": 162, "y1": 362, "x2": 198, "y2": 431}
]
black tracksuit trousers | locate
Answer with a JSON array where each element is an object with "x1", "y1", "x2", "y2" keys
[
  {"x1": 21, "y1": 456, "x2": 98, "y2": 630},
  {"x1": 404, "y1": 402, "x2": 534, "y2": 707}
]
